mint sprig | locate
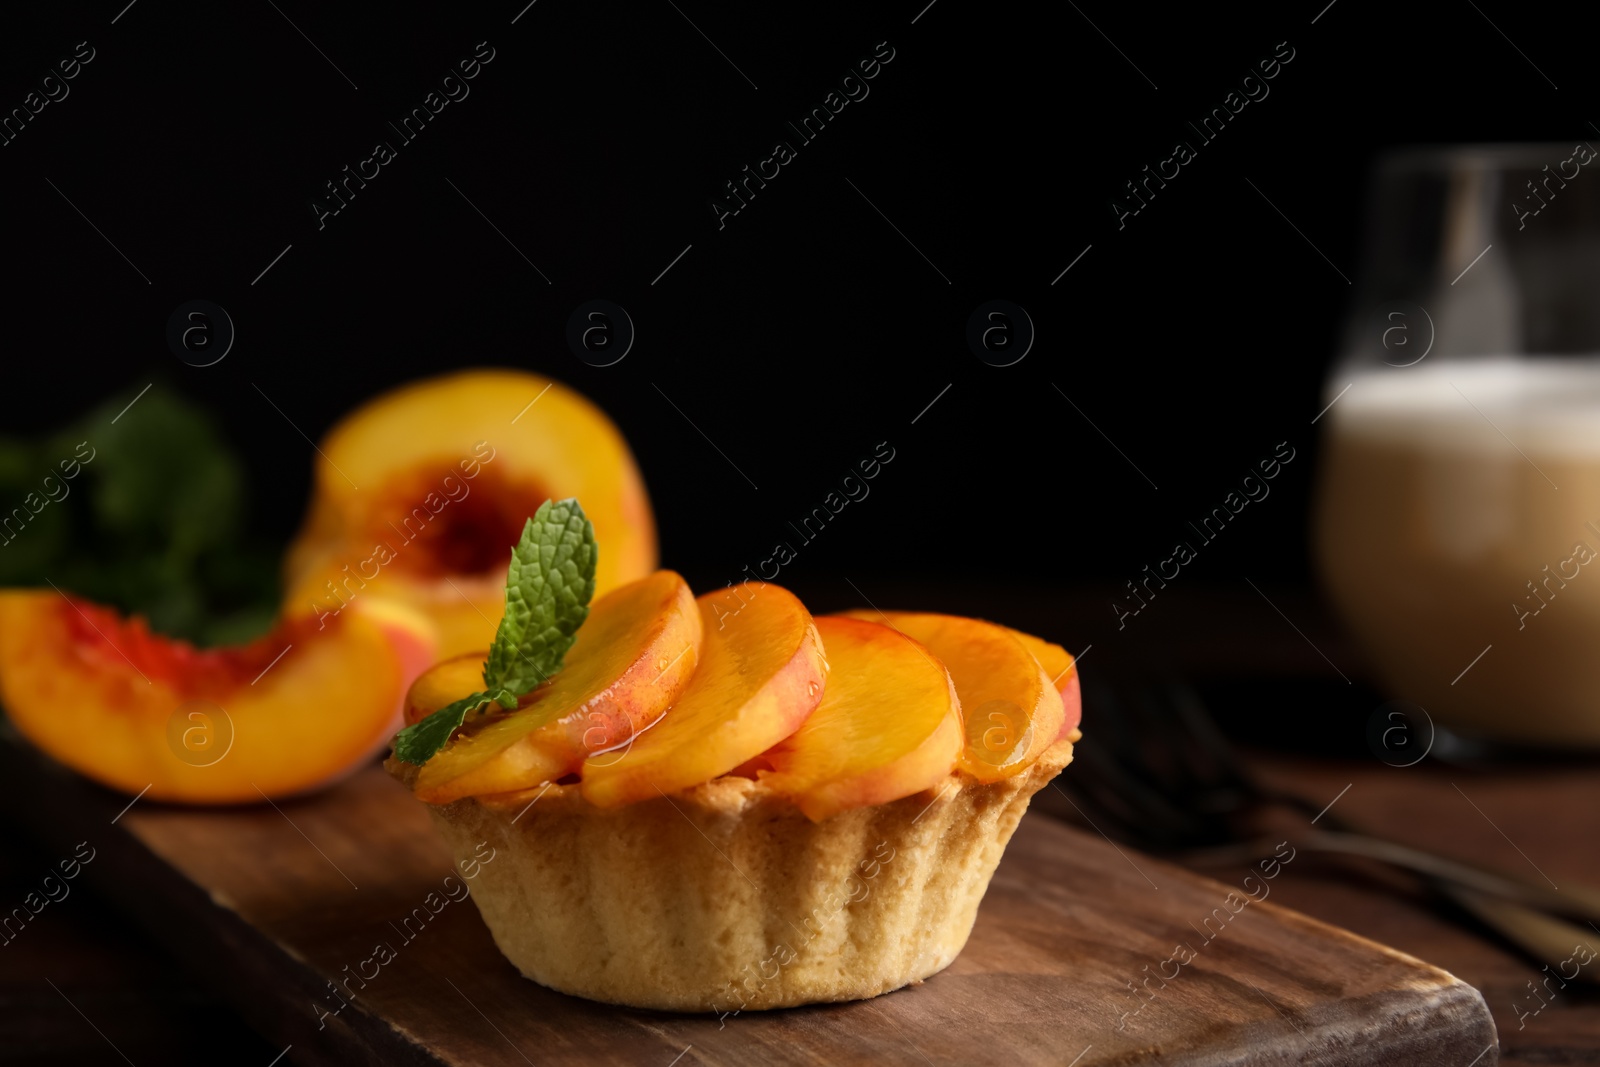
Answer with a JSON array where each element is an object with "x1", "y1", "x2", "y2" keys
[{"x1": 392, "y1": 498, "x2": 597, "y2": 765}]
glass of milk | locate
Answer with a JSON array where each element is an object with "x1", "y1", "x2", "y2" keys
[{"x1": 1314, "y1": 143, "x2": 1600, "y2": 747}]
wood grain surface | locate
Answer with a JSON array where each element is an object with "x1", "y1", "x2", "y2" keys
[{"x1": 0, "y1": 739, "x2": 1496, "y2": 1066}]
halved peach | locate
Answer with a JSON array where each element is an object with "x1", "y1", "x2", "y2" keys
[
  {"x1": 410, "y1": 571, "x2": 701, "y2": 803},
  {"x1": 839, "y1": 612, "x2": 1064, "y2": 782},
  {"x1": 283, "y1": 369, "x2": 656, "y2": 658},
  {"x1": 0, "y1": 591, "x2": 434, "y2": 803},
  {"x1": 581, "y1": 583, "x2": 825, "y2": 808},
  {"x1": 762, "y1": 616, "x2": 961, "y2": 822},
  {"x1": 1006, "y1": 627, "x2": 1082, "y2": 745}
]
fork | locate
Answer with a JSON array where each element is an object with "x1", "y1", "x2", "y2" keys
[{"x1": 1057, "y1": 678, "x2": 1600, "y2": 973}]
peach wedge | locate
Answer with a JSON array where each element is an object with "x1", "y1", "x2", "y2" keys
[
  {"x1": 410, "y1": 571, "x2": 701, "y2": 804},
  {"x1": 0, "y1": 592, "x2": 434, "y2": 803},
  {"x1": 842, "y1": 611, "x2": 1066, "y2": 781},
  {"x1": 763, "y1": 616, "x2": 962, "y2": 822},
  {"x1": 403, "y1": 650, "x2": 489, "y2": 726},
  {"x1": 1005, "y1": 627, "x2": 1082, "y2": 746},
  {"x1": 582, "y1": 583, "x2": 825, "y2": 808}
]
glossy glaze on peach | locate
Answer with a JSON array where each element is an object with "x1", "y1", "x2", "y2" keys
[
  {"x1": 402, "y1": 581, "x2": 1081, "y2": 821},
  {"x1": 411, "y1": 571, "x2": 701, "y2": 804},
  {"x1": 581, "y1": 583, "x2": 825, "y2": 809},
  {"x1": 761, "y1": 616, "x2": 963, "y2": 822},
  {"x1": 842, "y1": 611, "x2": 1066, "y2": 780}
]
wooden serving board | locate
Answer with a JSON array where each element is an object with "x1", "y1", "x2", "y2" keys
[{"x1": 0, "y1": 739, "x2": 1497, "y2": 1066}]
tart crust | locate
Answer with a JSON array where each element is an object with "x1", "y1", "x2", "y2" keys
[{"x1": 387, "y1": 735, "x2": 1075, "y2": 1012}]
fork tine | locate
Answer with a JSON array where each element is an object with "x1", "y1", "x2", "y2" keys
[
  {"x1": 1058, "y1": 679, "x2": 1233, "y2": 849},
  {"x1": 1069, "y1": 738, "x2": 1203, "y2": 846},
  {"x1": 1119, "y1": 682, "x2": 1242, "y2": 822},
  {"x1": 1167, "y1": 683, "x2": 1242, "y2": 769}
]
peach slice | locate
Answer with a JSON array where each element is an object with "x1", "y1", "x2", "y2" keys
[
  {"x1": 410, "y1": 571, "x2": 701, "y2": 804},
  {"x1": 403, "y1": 650, "x2": 487, "y2": 726},
  {"x1": 1005, "y1": 627, "x2": 1082, "y2": 746},
  {"x1": 283, "y1": 369, "x2": 656, "y2": 659},
  {"x1": 1059, "y1": 671, "x2": 1082, "y2": 742},
  {"x1": 762, "y1": 616, "x2": 962, "y2": 822},
  {"x1": 581, "y1": 583, "x2": 825, "y2": 808},
  {"x1": 0, "y1": 591, "x2": 435, "y2": 803},
  {"x1": 841, "y1": 611, "x2": 1065, "y2": 782}
]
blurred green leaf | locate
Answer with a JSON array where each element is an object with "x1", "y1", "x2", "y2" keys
[{"x1": 2, "y1": 383, "x2": 280, "y2": 647}]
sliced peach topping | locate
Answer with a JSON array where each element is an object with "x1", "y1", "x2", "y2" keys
[
  {"x1": 410, "y1": 571, "x2": 701, "y2": 804},
  {"x1": 581, "y1": 583, "x2": 825, "y2": 808},
  {"x1": 840, "y1": 612, "x2": 1064, "y2": 782},
  {"x1": 402, "y1": 650, "x2": 486, "y2": 726},
  {"x1": 762, "y1": 616, "x2": 962, "y2": 822},
  {"x1": 1005, "y1": 627, "x2": 1082, "y2": 746},
  {"x1": 0, "y1": 591, "x2": 435, "y2": 803}
]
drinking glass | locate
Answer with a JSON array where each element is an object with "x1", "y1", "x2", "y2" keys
[{"x1": 1314, "y1": 143, "x2": 1600, "y2": 747}]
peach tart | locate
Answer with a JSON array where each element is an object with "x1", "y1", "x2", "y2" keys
[{"x1": 387, "y1": 501, "x2": 1082, "y2": 1013}]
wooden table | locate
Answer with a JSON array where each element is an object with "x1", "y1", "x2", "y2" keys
[
  {"x1": 6, "y1": 584, "x2": 1600, "y2": 1063},
  {"x1": 0, "y1": 831, "x2": 284, "y2": 1066},
  {"x1": 1039, "y1": 754, "x2": 1600, "y2": 1065}
]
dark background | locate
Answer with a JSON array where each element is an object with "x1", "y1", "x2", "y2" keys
[
  {"x1": 0, "y1": 0, "x2": 1588, "y2": 656},
  {"x1": 1, "y1": 4, "x2": 1593, "y2": 1062}
]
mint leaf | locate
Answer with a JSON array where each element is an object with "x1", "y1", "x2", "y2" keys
[
  {"x1": 484, "y1": 499, "x2": 597, "y2": 694},
  {"x1": 2, "y1": 384, "x2": 279, "y2": 647},
  {"x1": 391, "y1": 499, "x2": 597, "y2": 765},
  {"x1": 392, "y1": 690, "x2": 496, "y2": 766},
  {"x1": 392, "y1": 682, "x2": 523, "y2": 765}
]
